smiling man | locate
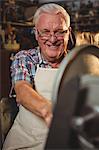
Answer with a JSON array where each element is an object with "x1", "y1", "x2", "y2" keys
[
  {"x1": 3, "y1": 3, "x2": 71, "y2": 150},
  {"x1": 35, "y1": 12, "x2": 70, "y2": 65}
]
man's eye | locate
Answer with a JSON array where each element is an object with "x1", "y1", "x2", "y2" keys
[
  {"x1": 56, "y1": 30, "x2": 68, "y2": 35},
  {"x1": 41, "y1": 30, "x2": 50, "y2": 35},
  {"x1": 55, "y1": 31, "x2": 64, "y2": 35}
]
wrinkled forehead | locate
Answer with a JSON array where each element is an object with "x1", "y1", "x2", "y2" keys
[{"x1": 36, "y1": 12, "x2": 68, "y2": 29}]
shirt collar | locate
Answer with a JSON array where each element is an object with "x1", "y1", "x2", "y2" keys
[{"x1": 38, "y1": 47, "x2": 49, "y2": 66}]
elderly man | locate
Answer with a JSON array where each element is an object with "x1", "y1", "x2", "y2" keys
[{"x1": 3, "y1": 3, "x2": 71, "y2": 150}]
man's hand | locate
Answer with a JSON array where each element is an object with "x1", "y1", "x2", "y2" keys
[{"x1": 40, "y1": 102, "x2": 53, "y2": 127}]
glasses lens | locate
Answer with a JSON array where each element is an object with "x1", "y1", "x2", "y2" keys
[{"x1": 38, "y1": 29, "x2": 68, "y2": 39}]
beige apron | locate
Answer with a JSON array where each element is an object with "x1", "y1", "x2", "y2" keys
[{"x1": 3, "y1": 66, "x2": 58, "y2": 150}]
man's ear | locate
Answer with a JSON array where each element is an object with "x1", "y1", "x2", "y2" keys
[
  {"x1": 68, "y1": 26, "x2": 72, "y2": 37},
  {"x1": 34, "y1": 28, "x2": 39, "y2": 40},
  {"x1": 67, "y1": 26, "x2": 71, "y2": 40},
  {"x1": 68, "y1": 26, "x2": 72, "y2": 32}
]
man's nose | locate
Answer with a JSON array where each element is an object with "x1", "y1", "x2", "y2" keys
[{"x1": 50, "y1": 34, "x2": 57, "y2": 43}]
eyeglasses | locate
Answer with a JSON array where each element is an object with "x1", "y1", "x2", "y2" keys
[{"x1": 37, "y1": 29, "x2": 69, "y2": 39}]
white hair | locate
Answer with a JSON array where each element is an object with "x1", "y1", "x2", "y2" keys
[{"x1": 33, "y1": 3, "x2": 70, "y2": 28}]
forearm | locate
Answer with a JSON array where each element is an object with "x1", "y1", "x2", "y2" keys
[{"x1": 14, "y1": 80, "x2": 52, "y2": 126}]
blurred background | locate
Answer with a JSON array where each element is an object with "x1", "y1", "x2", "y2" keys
[
  {"x1": 0, "y1": 1, "x2": 99, "y2": 149},
  {"x1": 0, "y1": 0, "x2": 99, "y2": 99}
]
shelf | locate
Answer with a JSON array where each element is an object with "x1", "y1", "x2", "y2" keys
[{"x1": 0, "y1": 21, "x2": 34, "y2": 27}]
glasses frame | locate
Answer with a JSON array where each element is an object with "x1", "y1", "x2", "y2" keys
[{"x1": 35, "y1": 28, "x2": 69, "y2": 39}]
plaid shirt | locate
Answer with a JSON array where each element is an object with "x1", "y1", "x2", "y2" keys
[{"x1": 11, "y1": 47, "x2": 52, "y2": 86}]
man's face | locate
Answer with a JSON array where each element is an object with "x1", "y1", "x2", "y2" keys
[{"x1": 35, "y1": 13, "x2": 70, "y2": 62}]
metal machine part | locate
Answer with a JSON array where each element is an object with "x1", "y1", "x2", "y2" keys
[{"x1": 45, "y1": 45, "x2": 99, "y2": 149}]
